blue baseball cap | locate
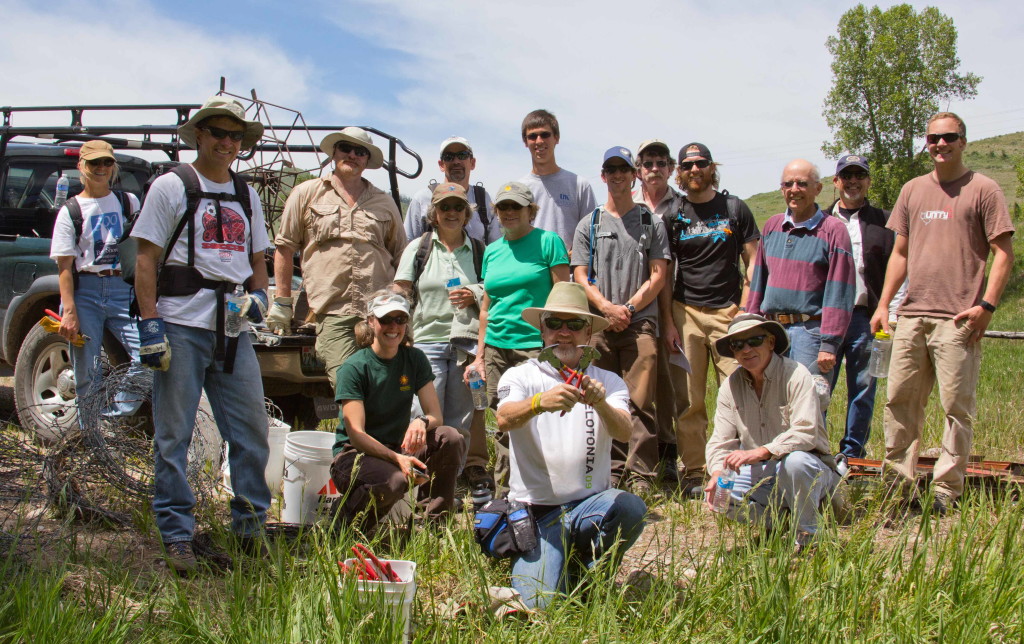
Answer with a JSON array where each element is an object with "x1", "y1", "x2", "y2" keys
[
  {"x1": 602, "y1": 146, "x2": 634, "y2": 168},
  {"x1": 836, "y1": 154, "x2": 870, "y2": 174}
]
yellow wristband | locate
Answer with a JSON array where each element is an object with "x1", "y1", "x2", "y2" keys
[{"x1": 531, "y1": 392, "x2": 543, "y2": 415}]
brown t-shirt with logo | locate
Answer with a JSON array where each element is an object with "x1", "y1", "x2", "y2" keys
[{"x1": 888, "y1": 170, "x2": 1014, "y2": 318}]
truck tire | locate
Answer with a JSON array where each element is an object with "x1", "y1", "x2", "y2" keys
[{"x1": 14, "y1": 324, "x2": 79, "y2": 441}]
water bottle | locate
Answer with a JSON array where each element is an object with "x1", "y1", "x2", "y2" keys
[
  {"x1": 868, "y1": 331, "x2": 892, "y2": 378},
  {"x1": 812, "y1": 375, "x2": 832, "y2": 411},
  {"x1": 54, "y1": 175, "x2": 70, "y2": 209},
  {"x1": 225, "y1": 285, "x2": 246, "y2": 337},
  {"x1": 466, "y1": 366, "x2": 487, "y2": 410},
  {"x1": 711, "y1": 470, "x2": 736, "y2": 514}
]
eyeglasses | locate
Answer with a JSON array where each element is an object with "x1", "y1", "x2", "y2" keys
[
  {"x1": 641, "y1": 160, "x2": 671, "y2": 170},
  {"x1": 543, "y1": 317, "x2": 589, "y2": 331},
  {"x1": 679, "y1": 159, "x2": 711, "y2": 171},
  {"x1": 441, "y1": 151, "x2": 472, "y2": 162},
  {"x1": 838, "y1": 171, "x2": 869, "y2": 180},
  {"x1": 437, "y1": 202, "x2": 467, "y2": 213},
  {"x1": 198, "y1": 125, "x2": 245, "y2": 142},
  {"x1": 926, "y1": 132, "x2": 961, "y2": 145},
  {"x1": 602, "y1": 164, "x2": 634, "y2": 175},
  {"x1": 377, "y1": 314, "x2": 409, "y2": 326},
  {"x1": 496, "y1": 202, "x2": 525, "y2": 212},
  {"x1": 526, "y1": 131, "x2": 553, "y2": 141},
  {"x1": 335, "y1": 142, "x2": 370, "y2": 157},
  {"x1": 85, "y1": 158, "x2": 116, "y2": 168},
  {"x1": 781, "y1": 180, "x2": 810, "y2": 189},
  {"x1": 727, "y1": 334, "x2": 767, "y2": 352}
]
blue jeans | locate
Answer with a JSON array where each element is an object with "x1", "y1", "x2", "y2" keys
[
  {"x1": 152, "y1": 322, "x2": 270, "y2": 543},
  {"x1": 67, "y1": 274, "x2": 146, "y2": 425},
  {"x1": 829, "y1": 308, "x2": 877, "y2": 458},
  {"x1": 511, "y1": 489, "x2": 646, "y2": 609},
  {"x1": 726, "y1": 451, "x2": 838, "y2": 535},
  {"x1": 411, "y1": 342, "x2": 473, "y2": 447},
  {"x1": 786, "y1": 320, "x2": 830, "y2": 425}
]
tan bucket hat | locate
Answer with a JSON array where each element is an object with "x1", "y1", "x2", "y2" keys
[
  {"x1": 319, "y1": 127, "x2": 384, "y2": 170},
  {"x1": 714, "y1": 313, "x2": 789, "y2": 358},
  {"x1": 178, "y1": 96, "x2": 264, "y2": 150},
  {"x1": 522, "y1": 282, "x2": 609, "y2": 334}
]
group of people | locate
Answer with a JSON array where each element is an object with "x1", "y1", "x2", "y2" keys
[{"x1": 48, "y1": 96, "x2": 1014, "y2": 609}]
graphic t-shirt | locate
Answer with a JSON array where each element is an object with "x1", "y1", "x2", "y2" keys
[
  {"x1": 132, "y1": 168, "x2": 269, "y2": 331},
  {"x1": 333, "y1": 344, "x2": 434, "y2": 454},
  {"x1": 481, "y1": 228, "x2": 568, "y2": 349},
  {"x1": 666, "y1": 193, "x2": 760, "y2": 308},
  {"x1": 520, "y1": 169, "x2": 597, "y2": 250},
  {"x1": 50, "y1": 192, "x2": 141, "y2": 272}
]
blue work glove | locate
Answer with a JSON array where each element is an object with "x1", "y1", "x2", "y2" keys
[
  {"x1": 138, "y1": 317, "x2": 171, "y2": 371},
  {"x1": 239, "y1": 288, "x2": 268, "y2": 324}
]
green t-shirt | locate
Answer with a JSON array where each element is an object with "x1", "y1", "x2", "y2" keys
[
  {"x1": 482, "y1": 228, "x2": 568, "y2": 349},
  {"x1": 333, "y1": 345, "x2": 434, "y2": 455}
]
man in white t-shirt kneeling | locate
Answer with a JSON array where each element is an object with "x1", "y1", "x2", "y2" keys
[{"x1": 495, "y1": 282, "x2": 646, "y2": 609}]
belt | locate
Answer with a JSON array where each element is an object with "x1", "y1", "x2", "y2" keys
[
  {"x1": 95, "y1": 269, "x2": 122, "y2": 277},
  {"x1": 528, "y1": 503, "x2": 560, "y2": 518},
  {"x1": 765, "y1": 312, "x2": 821, "y2": 325}
]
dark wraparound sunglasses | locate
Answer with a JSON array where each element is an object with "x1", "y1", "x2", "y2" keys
[
  {"x1": 727, "y1": 334, "x2": 768, "y2": 352},
  {"x1": 378, "y1": 314, "x2": 408, "y2": 326},
  {"x1": 543, "y1": 317, "x2": 589, "y2": 331},
  {"x1": 437, "y1": 202, "x2": 467, "y2": 212},
  {"x1": 199, "y1": 125, "x2": 245, "y2": 142},
  {"x1": 642, "y1": 160, "x2": 671, "y2": 170},
  {"x1": 679, "y1": 159, "x2": 711, "y2": 170},
  {"x1": 85, "y1": 158, "x2": 116, "y2": 168},
  {"x1": 526, "y1": 131, "x2": 553, "y2": 141},
  {"x1": 496, "y1": 202, "x2": 525, "y2": 212},
  {"x1": 441, "y1": 151, "x2": 472, "y2": 162},
  {"x1": 335, "y1": 142, "x2": 370, "y2": 157},
  {"x1": 838, "y1": 171, "x2": 869, "y2": 180},
  {"x1": 926, "y1": 132, "x2": 961, "y2": 145}
]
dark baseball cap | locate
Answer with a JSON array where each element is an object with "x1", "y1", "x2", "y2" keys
[
  {"x1": 678, "y1": 142, "x2": 713, "y2": 163},
  {"x1": 835, "y1": 154, "x2": 870, "y2": 174}
]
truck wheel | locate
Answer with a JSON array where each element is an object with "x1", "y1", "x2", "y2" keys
[{"x1": 14, "y1": 324, "x2": 79, "y2": 441}]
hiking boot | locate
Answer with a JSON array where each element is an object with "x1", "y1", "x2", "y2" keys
[
  {"x1": 658, "y1": 443, "x2": 679, "y2": 483},
  {"x1": 237, "y1": 535, "x2": 270, "y2": 559},
  {"x1": 463, "y1": 465, "x2": 495, "y2": 492},
  {"x1": 829, "y1": 480, "x2": 853, "y2": 525},
  {"x1": 793, "y1": 531, "x2": 816, "y2": 556},
  {"x1": 164, "y1": 540, "x2": 198, "y2": 574},
  {"x1": 932, "y1": 493, "x2": 956, "y2": 517},
  {"x1": 679, "y1": 476, "x2": 706, "y2": 500}
]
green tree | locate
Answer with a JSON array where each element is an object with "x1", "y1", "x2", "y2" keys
[{"x1": 822, "y1": 4, "x2": 981, "y2": 207}]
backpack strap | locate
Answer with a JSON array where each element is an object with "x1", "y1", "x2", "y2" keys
[
  {"x1": 412, "y1": 231, "x2": 434, "y2": 286},
  {"x1": 587, "y1": 207, "x2": 601, "y2": 285},
  {"x1": 420, "y1": 179, "x2": 439, "y2": 234},
  {"x1": 470, "y1": 236, "x2": 485, "y2": 282},
  {"x1": 473, "y1": 184, "x2": 490, "y2": 242}
]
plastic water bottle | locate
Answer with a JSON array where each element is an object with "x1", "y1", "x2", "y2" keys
[
  {"x1": 868, "y1": 331, "x2": 892, "y2": 378},
  {"x1": 225, "y1": 285, "x2": 246, "y2": 337},
  {"x1": 54, "y1": 175, "x2": 70, "y2": 209},
  {"x1": 466, "y1": 366, "x2": 487, "y2": 410},
  {"x1": 712, "y1": 470, "x2": 736, "y2": 514}
]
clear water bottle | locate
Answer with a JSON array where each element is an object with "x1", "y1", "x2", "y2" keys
[
  {"x1": 868, "y1": 331, "x2": 892, "y2": 378},
  {"x1": 812, "y1": 375, "x2": 832, "y2": 411},
  {"x1": 466, "y1": 366, "x2": 487, "y2": 410},
  {"x1": 54, "y1": 175, "x2": 70, "y2": 209},
  {"x1": 711, "y1": 470, "x2": 736, "y2": 514},
  {"x1": 225, "y1": 285, "x2": 246, "y2": 337}
]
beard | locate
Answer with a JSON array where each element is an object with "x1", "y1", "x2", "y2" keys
[{"x1": 552, "y1": 344, "x2": 583, "y2": 366}]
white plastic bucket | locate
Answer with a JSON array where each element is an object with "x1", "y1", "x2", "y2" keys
[
  {"x1": 265, "y1": 419, "x2": 291, "y2": 494},
  {"x1": 281, "y1": 430, "x2": 338, "y2": 524},
  {"x1": 341, "y1": 559, "x2": 417, "y2": 642}
]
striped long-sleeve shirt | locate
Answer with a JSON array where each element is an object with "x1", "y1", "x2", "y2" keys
[{"x1": 747, "y1": 208, "x2": 855, "y2": 354}]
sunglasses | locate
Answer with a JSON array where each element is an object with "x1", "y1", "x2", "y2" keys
[
  {"x1": 377, "y1": 314, "x2": 409, "y2": 326},
  {"x1": 335, "y1": 142, "x2": 370, "y2": 157},
  {"x1": 603, "y1": 164, "x2": 634, "y2": 175},
  {"x1": 85, "y1": 158, "x2": 116, "y2": 168},
  {"x1": 926, "y1": 132, "x2": 961, "y2": 145},
  {"x1": 781, "y1": 180, "x2": 810, "y2": 189},
  {"x1": 441, "y1": 151, "x2": 472, "y2": 162},
  {"x1": 679, "y1": 159, "x2": 711, "y2": 170},
  {"x1": 437, "y1": 202, "x2": 467, "y2": 213},
  {"x1": 727, "y1": 334, "x2": 768, "y2": 352},
  {"x1": 838, "y1": 171, "x2": 869, "y2": 180},
  {"x1": 543, "y1": 317, "x2": 589, "y2": 331},
  {"x1": 199, "y1": 125, "x2": 245, "y2": 142},
  {"x1": 526, "y1": 131, "x2": 553, "y2": 141},
  {"x1": 496, "y1": 202, "x2": 525, "y2": 212},
  {"x1": 641, "y1": 160, "x2": 671, "y2": 170}
]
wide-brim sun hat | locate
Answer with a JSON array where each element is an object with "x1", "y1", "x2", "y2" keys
[
  {"x1": 320, "y1": 127, "x2": 384, "y2": 170},
  {"x1": 522, "y1": 282, "x2": 609, "y2": 334},
  {"x1": 715, "y1": 313, "x2": 789, "y2": 358},
  {"x1": 178, "y1": 96, "x2": 264, "y2": 151},
  {"x1": 79, "y1": 140, "x2": 116, "y2": 161}
]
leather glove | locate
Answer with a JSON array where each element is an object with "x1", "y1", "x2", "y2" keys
[
  {"x1": 266, "y1": 296, "x2": 293, "y2": 335},
  {"x1": 138, "y1": 317, "x2": 171, "y2": 371},
  {"x1": 239, "y1": 289, "x2": 269, "y2": 324}
]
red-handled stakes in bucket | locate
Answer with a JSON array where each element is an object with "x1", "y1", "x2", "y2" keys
[{"x1": 338, "y1": 544, "x2": 402, "y2": 582}]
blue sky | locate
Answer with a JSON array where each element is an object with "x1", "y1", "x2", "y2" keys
[{"x1": 3, "y1": 0, "x2": 1022, "y2": 203}]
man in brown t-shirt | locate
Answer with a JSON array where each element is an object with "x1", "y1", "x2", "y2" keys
[{"x1": 871, "y1": 112, "x2": 1015, "y2": 513}]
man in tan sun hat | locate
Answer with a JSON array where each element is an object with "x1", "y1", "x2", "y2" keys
[
  {"x1": 270, "y1": 126, "x2": 406, "y2": 386},
  {"x1": 495, "y1": 281, "x2": 646, "y2": 609}
]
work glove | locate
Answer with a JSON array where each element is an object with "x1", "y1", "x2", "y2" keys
[
  {"x1": 266, "y1": 296, "x2": 293, "y2": 335},
  {"x1": 238, "y1": 289, "x2": 269, "y2": 325},
  {"x1": 139, "y1": 317, "x2": 171, "y2": 371}
]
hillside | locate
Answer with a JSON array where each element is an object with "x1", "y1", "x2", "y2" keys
[{"x1": 740, "y1": 131, "x2": 1024, "y2": 225}]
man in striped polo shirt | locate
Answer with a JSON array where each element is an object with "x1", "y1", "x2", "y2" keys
[{"x1": 747, "y1": 159, "x2": 855, "y2": 385}]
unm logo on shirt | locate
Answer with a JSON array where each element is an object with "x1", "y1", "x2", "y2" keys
[
  {"x1": 201, "y1": 204, "x2": 247, "y2": 260},
  {"x1": 399, "y1": 374, "x2": 411, "y2": 391},
  {"x1": 559, "y1": 193, "x2": 571, "y2": 202},
  {"x1": 919, "y1": 210, "x2": 950, "y2": 225}
]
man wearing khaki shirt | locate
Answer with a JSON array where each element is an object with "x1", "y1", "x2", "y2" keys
[{"x1": 270, "y1": 127, "x2": 406, "y2": 386}]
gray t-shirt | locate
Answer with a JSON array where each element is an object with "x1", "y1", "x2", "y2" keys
[
  {"x1": 520, "y1": 169, "x2": 597, "y2": 250},
  {"x1": 571, "y1": 205, "x2": 670, "y2": 331},
  {"x1": 404, "y1": 183, "x2": 501, "y2": 244}
]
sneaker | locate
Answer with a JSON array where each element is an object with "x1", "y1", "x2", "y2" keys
[
  {"x1": 164, "y1": 541, "x2": 198, "y2": 574},
  {"x1": 463, "y1": 465, "x2": 495, "y2": 493},
  {"x1": 829, "y1": 481, "x2": 853, "y2": 525},
  {"x1": 237, "y1": 535, "x2": 270, "y2": 559},
  {"x1": 680, "y1": 476, "x2": 706, "y2": 500},
  {"x1": 793, "y1": 531, "x2": 816, "y2": 556}
]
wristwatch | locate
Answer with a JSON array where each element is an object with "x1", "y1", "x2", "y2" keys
[
  {"x1": 625, "y1": 303, "x2": 636, "y2": 314},
  {"x1": 980, "y1": 300, "x2": 996, "y2": 313},
  {"x1": 415, "y1": 414, "x2": 429, "y2": 428}
]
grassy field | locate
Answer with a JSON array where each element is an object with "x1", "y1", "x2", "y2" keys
[{"x1": 2, "y1": 146, "x2": 1023, "y2": 642}]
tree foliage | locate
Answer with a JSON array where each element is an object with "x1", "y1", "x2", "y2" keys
[{"x1": 822, "y1": 4, "x2": 981, "y2": 207}]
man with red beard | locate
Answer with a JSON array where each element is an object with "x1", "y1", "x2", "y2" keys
[{"x1": 661, "y1": 143, "x2": 760, "y2": 496}]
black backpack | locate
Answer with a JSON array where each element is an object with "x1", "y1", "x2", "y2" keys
[
  {"x1": 64, "y1": 190, "x2": 135, "y2": 289},
  {"x1": 420, "y1": 181, "x2": 491, "y2": 242}
]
